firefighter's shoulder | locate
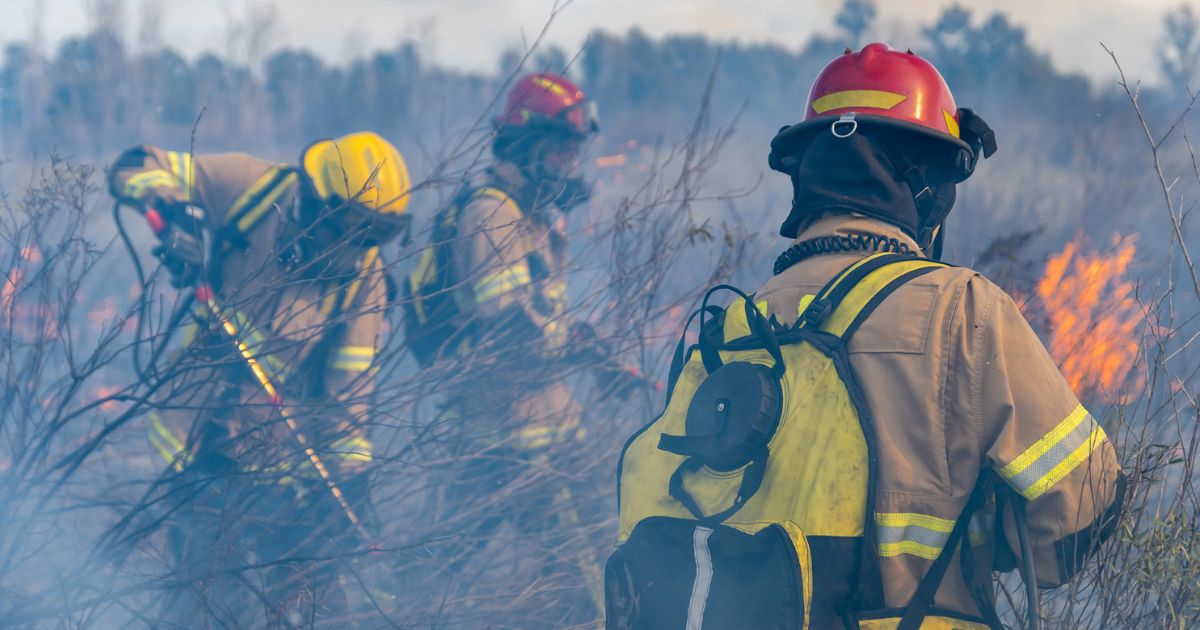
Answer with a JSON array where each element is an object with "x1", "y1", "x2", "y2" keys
[{"x1": 458, "y1": 187, "x2": 524, "y2": 230}]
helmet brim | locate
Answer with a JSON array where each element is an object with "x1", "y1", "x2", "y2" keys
[{"x1": 769, "y1": 114, "x2": 973, "y2": 174}]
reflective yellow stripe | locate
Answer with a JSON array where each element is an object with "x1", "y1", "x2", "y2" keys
[
  {"x1": 148, "y1": 413, "x2": 188, "y2": 471},
  {"x1": 877, "y1": 540, "x2": 943, "y2": 560},
  {"x1": 286, "y1": 436, "x2": 374, "y2": 471},
  {"x1": 810, "y1": 89, "x2": 907, "y2": 114},
  {"x1": 472, "y1": 186, "x2": 516, "y2": 209},
  {"x1": 166, "y1": 151, "x2": 194, "y2": 193},
  {"x1": 543, "y1": 279, "x2": 567, "y2": 302},
  {"x1": 333, "y1": 360, "x2": 372, "y2": 372},
  {"x1": 1000, "y1": 405, "x2": 1089, "y2": 478},
  {"x1": 517, "y1": 425, "x2": 555, "y2": 449},
  {"x1": 318, "y1": 291, "x2": 340, "y2": 317},
  {"x1": 531, "y1": 75, "x2": 571, "y2": 98},
  {"x1": 333, "y1": 346, "x2": 375, "y2": 372},
  {"x1": 473, "y1": 264, "x2": 532, "y2": 303},
  {"x1": 331, "y1": 435, "x2": 374, "y2": 463},
  {"x1": 1022, "y1": 427, "x2": 1107, "y2": 501},
  {"x1": 226, "y1": 168, "x2": 281, "y2": 225},
  {"x1": 859, "y1": 615, "x2": 992, "y2": 630},
  {"x1": 876, "y1": 512, "x2": 954, "y2": 532},
  {"x1": 514, "y1": 416, "x2": 581, "y2": 450},
  {"x1": 795, "y1": 294, "x2": 816, "y2": 318},
  {"x1": 942, "y1": 109, "x2": 961, "y2": 138},
  {"x1": 123, "y1": 169, "x2": 180, "y2": 200},
  {"x1": 224, "y1": 165, "x2": 294, "y2": 234},
  {"x1": 236, "y1": 172, "x2": 297, "y2": 234},
  {"x1": 341, "y1": 247, "x2": 380, "y2": 311},
  {"x1": 407, "y1": 249, "x2": 439, "y2": 324},
  {"x1": 999, "y1": 405, "x2": 1106, "y2": 500}
]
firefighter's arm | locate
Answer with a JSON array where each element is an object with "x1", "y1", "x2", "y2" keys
[
  {"x1": 974, "y1": 282, "x2": 1125, "y2": 587},
  {"x1": 110, "y1": 145, "x2": 286, "y2": 227},
  {"x1": 109, "y1": 144, "x2": 200, "y2": 213},
  {"x1": 110, "y1": 146, "x2": 282, "y2": 284},
  {"x1": 455, "y1": 194, "x2": 556, "y2": 347},
  {"x1": 318, "y1": 258, "x2": 388, "y2": 474}
]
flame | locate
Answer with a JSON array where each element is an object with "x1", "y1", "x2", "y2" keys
[
  {"x1": 1032, "y1": 234, "x2": 1142, "y2": 397},
  {"x1": 94, "y1": 386, "x2": 121, "y2": 412},
  {"x1": 594, "y1": 154, "x2": 627, "y2": 169}
]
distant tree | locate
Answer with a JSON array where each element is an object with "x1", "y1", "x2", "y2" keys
[
  {"x1": 133, "y1": 48, "x2": 196, "y2": 127},
  {"x1": 534, "y1": 45, "x2": 572, "y2": 76},
  {"x1": 0, "y1": 44, "x2": 35, "y2": 128},
  {"x1": 263, "y1": 48, "x2": 325, "y2": 129},
  {"x1": 924, "y1": 5, "x2": 973, "y2": 61},
  {"x1": 971, "y1": 13, "x2": 1028, "y2": 74},
  {"x1": 48, "y1": 30, "x2": 129, "y2": 149},
  {"x1": 834, "y1": 0, "x2": 877, "y2": 47},
  {"x1": 1159, "y1": 4, "x2": 1200, "y2": 93}
]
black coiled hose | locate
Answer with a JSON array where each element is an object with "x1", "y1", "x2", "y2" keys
[{"x1": 773, "y1": 233, "x2": 914, "y2": 276}]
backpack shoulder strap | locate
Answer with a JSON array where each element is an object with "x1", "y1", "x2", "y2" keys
[
  {"x1": 800, "y1": 252, "x2": 950, "y2": 342},
  {"x1": 896, "y1": 475, "x2": 1000, "y2": 630}
]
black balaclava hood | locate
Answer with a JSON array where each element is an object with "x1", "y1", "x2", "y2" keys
[{"x1": 779, "y1": 127, "x2": 957, "y2": 245}]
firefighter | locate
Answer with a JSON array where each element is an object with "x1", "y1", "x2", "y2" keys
[
  {"x1": 109, "y1": 131, "x2": 410, "y2": 625},
  {"x1": 403, "y1": 73, "x2": 627, "y2": 617},
  {"x1": 609, "y1": 44, "x2": 1125, "y2": 629}
]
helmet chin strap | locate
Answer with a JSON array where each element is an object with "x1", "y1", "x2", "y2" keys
[{"x1": 928, "y1": 224, "x2": 944, "y2": 260}]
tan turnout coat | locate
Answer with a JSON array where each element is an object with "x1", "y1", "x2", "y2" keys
[
  {"x1": 110, "y1": 145, "x2": 388, "y2": 475},
  {"x1": 442, "y1": 162, "x2": 581, "y2": 450},
  {"x1": 754, "y1": 214, "x2": 1124, "y2": 618}
]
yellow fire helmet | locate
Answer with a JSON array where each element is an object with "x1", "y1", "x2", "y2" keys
[{"x1": 300, "y1": 131, "x2": 411, "y2": 216}]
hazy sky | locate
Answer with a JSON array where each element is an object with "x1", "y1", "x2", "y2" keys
[{"x1": 0, "y1": 0, "x2": 1181, "y2": 83}]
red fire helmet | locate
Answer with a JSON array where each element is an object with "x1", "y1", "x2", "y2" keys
[
  {"x1": 769, "y1": 43, "x2": 975, "y2": 174},
  {"x1": 496, "y1": 72, "x2": 598, "y2": 138}
]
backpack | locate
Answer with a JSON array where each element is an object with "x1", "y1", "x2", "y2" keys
[
  {"x1": 402, "y1": 186, "x2": 517, "y2": 368},
  {"x1": 607, "y1": 253, "x2": 997, "y2": 630}
]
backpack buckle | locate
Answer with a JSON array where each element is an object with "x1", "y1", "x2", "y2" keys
[{"x1": 801, "y1": 298, "x2": 833, "y2": 326}]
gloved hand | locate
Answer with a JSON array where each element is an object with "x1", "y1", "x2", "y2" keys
[{"x1": 152, "y1": 222, "x2": 205, "y2": 288}]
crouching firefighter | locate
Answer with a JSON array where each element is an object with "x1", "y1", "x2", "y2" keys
[
  {"x1": 109, "y1": 131, "x2": 410, "y2": 625},
  {"x1": 607, "y1": 44, "x2": 1126, "y2": 629}
]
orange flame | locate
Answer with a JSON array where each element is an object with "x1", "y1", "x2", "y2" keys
[
  {"x1": 1032, "y1": 234, "x2": 1142, "y2": 397},
  {"x1": 594, "y1": 154, "x2": 628, "y2": 169}
]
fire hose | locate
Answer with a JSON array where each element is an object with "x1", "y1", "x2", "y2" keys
[
  {"x1": 194, "y1": 283, "x2": 365, "y2": 531},
  {"x1": 1014, "y1": 495, "x2": 1042, "y2": 630}
]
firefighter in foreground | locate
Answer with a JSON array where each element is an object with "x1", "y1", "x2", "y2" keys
[
  {"x1": 608, "y1": 44, "x2": 1125, "y2": 629},
  {"x1": 405, "y1": 73, "x2": 631, "y2": 616},
  {"x1": 109, "y1": 131, "x2": 409, "y2": 625}
]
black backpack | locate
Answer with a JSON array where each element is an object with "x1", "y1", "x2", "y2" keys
[{"x1": 401, "y1": 186, "x2": 516, "y2": 368}]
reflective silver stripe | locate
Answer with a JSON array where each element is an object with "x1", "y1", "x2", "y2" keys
[
  {"x1": 1000, "y1": 405, "x2": 1105, "y2": 500},
  {"x1": 686, "y1": 527, "x2": 714, "y2": 630},
  {"x1": 875, "y1": 511, "x2": 955, "y2": 560}
]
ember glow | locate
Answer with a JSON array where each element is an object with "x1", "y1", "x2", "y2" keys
[{"x1": 1034, "y1": 235, "x2": 1142, "y2": 397}]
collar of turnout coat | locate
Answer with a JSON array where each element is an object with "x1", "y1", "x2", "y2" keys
[{"x1": 791, "y1": 213, "x2": 926, "y2": 258}]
